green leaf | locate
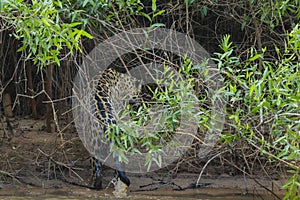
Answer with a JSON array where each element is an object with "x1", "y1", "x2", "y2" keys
[
  {"x1": 152, "y1": 0, "x2": 156, "y2": 11},
  {"x1": 151, "y1": 23, "x2": 165, "y2": 28},
  {"x1": 140, "y1": 12, "x2": 152, "y2": 22},
  {"x1": 54, "y1": 0, "x2": 62, "y2": 8},
  {"x1": 249, "y1": 84, "x2": 255, "y2": 96},
  {"x1": 249, "y1": 53, "x2": 262, "y2": 61},
  {"x1": 17, "y1": 45, "x2": 27, "y2": 52},
  {"x1": 41, "y1": 18, "x2": 51, "y2": 27},
  {"x1": 53, "y1": 55, "x2": 60, "y2": 66},
  {"x1": 68, "y1": 22, "x2": 83, "y2": 28},
  {"x1": 81, "y1": 30, "x2": 93, "y2": 39},
  {"x1": 82, "y1": 0, "x2": 90, "y2": 7},
  {"x1": 200, "y1": 5, "x2": 207, "y2": 16},
  {"x1": 153, "y1": 9, "x2": 165, "y2": 18}
]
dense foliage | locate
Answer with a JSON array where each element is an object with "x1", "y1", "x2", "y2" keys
[{"x1": 215, "y1": 33, "x2": 300, "y2": 199}]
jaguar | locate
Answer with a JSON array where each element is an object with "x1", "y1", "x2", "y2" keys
[
  {"x1": 90, "y1": 67, "x2": 142, "y2": 190},
  {"x1": 86, "y1": 54, "x2": 184, "y2": 191}
]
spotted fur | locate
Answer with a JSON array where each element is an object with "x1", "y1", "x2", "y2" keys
[{"x1": 91, "y1": 67, "x2": 140, "y2": 189}]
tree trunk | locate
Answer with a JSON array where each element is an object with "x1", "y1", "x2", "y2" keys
[
  {"x1": 45, "y1": 64, "x2": 53, "y2": 133},
  {"x1": 3, "y1": 93, "x2": 14, "y2": 117},
  {"x1": 26, "y1": 63, "x2": 38, "y2": 119}
]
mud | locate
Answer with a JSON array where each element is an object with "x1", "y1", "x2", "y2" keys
[
  {"x1": 0, "y1": 171, "x2": 285, "y2": 200},
  {"x1": 0, "y1": 118, "x2": 286, "y2": 200}
]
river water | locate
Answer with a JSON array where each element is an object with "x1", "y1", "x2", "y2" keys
[{"x1": 0, "y1": 187, "x2": 281, "y2": 200}]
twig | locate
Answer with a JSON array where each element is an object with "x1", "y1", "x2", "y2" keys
[
  {"x1": 37, "y1": 148, "x2": 84, "y2": 181},
  {"x1": 249, "y1": 140, "x2": 299, "y2": 170},
  {"x1": 196, "y1": 149, "x2": 230, "y2": 186},
  {"x1": 0, "y1": 170, "x2": 21, "y2": 184},
  {"x1": 0, "y1": 170, "x2": 14, "y2": 178},
  {"x1": 223, "y1": 158, "x2": 281, "y2": 200},
  {"x1": 243, "y1": 167, "x2": 249, "y2": 194}
]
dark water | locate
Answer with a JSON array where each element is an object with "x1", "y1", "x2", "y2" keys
[
  {"x1": 0, "y1": 196, "x2": 273, "y2": 200},
  {"x1": 0, "y1": 185, "x2": 282, "y2": 200}
]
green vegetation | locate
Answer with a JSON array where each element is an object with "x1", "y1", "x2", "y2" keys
[
  {"x1": 106, "y1": 59, "x2": 209, "y2": 171},
  {"x1": 0, "y1": 0, "x2": 143, "y2": 66},
  {"x1": 215, "y1": 33, "x2": 299, "y2": 200}
]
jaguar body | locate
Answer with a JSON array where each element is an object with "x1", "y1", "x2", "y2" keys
[{"x1": 91, "y1": 67, "x2": 140, "y2": 189}]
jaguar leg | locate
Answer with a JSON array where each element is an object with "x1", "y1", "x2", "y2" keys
[
  {"x1": 94, "y1": 158, "x2": 103, "y2": 189},
  {"x1": 114, "y1": 170, "x2": 130, "y2": 186},
  {"x1": 114, "y1": 154, "x2": 130, "y2": 186}
]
